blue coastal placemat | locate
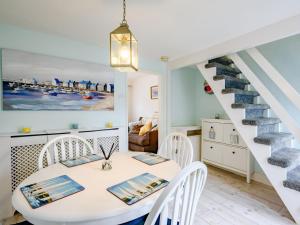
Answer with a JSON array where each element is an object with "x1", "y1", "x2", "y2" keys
[
  {"x1": 61, "y1": 154, "x2": 103, "y2": 167},
  {"x1": 107, "y1": 173, "x2": 169, "y2": 205},
  {"x1": 132, "y1": 153, "x2": 169, "y2": 165},
  {"x1": 20, "y1": 175, "x2": 84, "y2": 209}
]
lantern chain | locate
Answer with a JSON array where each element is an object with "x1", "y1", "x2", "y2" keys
[{"x1": 122, "y1": 0, "x2": 127, "y2": 24}]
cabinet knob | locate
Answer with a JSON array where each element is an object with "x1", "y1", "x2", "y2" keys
[
  {"x1": 233, "y1": 129, "x2": 235, "y2": 131},
  {"x1": 210, "y1": 146, "x2": 213, "y2": 149},
  {"x1": 232, "y1": 151, "x2": 236, "y2": 154},
  {"x1": 211, "y1": 126, "x2": 213, "y2": 128}
]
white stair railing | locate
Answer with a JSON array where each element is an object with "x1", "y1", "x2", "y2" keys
[
  {"x1": 229, "y1": 53, "x2": 300, "y2": 144},
  {"x1": 247, "y1": 48, "x2": 300, "y2": 112}
]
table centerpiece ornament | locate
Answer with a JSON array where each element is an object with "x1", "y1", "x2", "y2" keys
[{"x1": 100, "y1": 143, "x2": 117, "y2": 170}]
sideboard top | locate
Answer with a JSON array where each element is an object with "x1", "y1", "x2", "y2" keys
[{"x1": 0, "y1": 127, "x2": 120, "y2": 138}]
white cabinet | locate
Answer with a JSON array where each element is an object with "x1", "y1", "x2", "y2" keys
[
  {"x1": 171, "y1": 126, "x2": 201, "y2": 161},
  {"x1": 201, "y1": 119, "x2": 253, "y2": 183}
]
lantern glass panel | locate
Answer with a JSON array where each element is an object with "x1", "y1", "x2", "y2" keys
[
  {"x1": 131, "y1": 35, "x2": 138, "y2": 70},
  {"x1": 111, "y1": 33, "x2": 131, "y2": 65}
]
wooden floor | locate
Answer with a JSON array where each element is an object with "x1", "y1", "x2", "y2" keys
[
  {"x1": 194, "y1": 165, "x2": 295, "y2": 225},
  {"x1": 1, "y1": 165, "x2": 296, "y2": 225}
]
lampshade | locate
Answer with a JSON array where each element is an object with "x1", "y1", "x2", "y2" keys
[{"x1": 110, "y1": 0, "x2": 138, "y2": 72}]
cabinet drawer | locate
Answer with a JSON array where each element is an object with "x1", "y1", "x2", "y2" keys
[
  {"x1": 202, "y1": 122, "x2": 223, "y2": 142},
  {"x1": 223, "y1": 123, "x2": 247, "y2": 147},
  {"x1": 202, "y1": 141, "x2": 222, "y2": 164},
  {"x1": 223, "y1": 146, "x2": 247, "y2": 172}
]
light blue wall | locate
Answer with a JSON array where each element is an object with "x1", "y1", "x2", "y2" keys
[
  {"x1": 0, "y1": 24, "x2": 164, "y2": 133},
  {"x1": 195, "y1": 69, "x2": 228, "y2": 124},
  {"x1": 171, "y1": 67, "x2": 197, "y2": 126},
  {"x1": 258, "y1": 34, "x2": 300, "y2": 91},
  {"x1": 170, "y1": 66, "x2": 226, "y2": 126}
]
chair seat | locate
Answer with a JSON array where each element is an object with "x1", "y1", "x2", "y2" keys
[
  {"x1": 120, "y1": 215, "x2": 147, "y2": 225},
  {"x1": 121, "y1": 215, "x2": 175, "y2": 225},
  {"x1": 13, "y1": 221, "x2": 33, "y2": 225}
]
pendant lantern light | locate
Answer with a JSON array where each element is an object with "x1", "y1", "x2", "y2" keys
[{"x1": 110, "y1": 0, "x2": 138, "y2": 71}]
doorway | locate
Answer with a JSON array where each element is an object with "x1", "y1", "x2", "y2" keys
[{"x1": 127, "y1": 72, "x2": 160, "y2": 153}]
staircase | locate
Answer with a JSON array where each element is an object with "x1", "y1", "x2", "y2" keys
[{"x1": 197, "y1": 56, "x2": 300, "y2": 224}]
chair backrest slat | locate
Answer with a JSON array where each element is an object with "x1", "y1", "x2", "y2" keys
[
  {"x1": 158, "y1": 132, "x2": 193, "y2": 168},
  {"x1": 144, "y1": 162, "x2": 207, "y2": 225},
  {"x1": 53, "y1": 142, "x2": 59, "y2": 163},
  {"x1": 38, "y1": 135, "x2": 95, "y2": 170},
  {"x1": 75, "y1": 139, "x2": 80, "y2": 158},
  {"x1": 61, "y1": 139, "x2": 66, "y2": 161},
  {"x1": 160, "y1": 205, "x2": 168, "y2": 224},
  {"x1": 46, "y1": 150, "x2": 52, "y2": 166},
  {"x1": 68, "y1": 137, "x2": 73, "y2": 158},
  {"x1": 171, "y1": 186, "x2": 181, "y2": 225},
  {"x1": 180, "y1": 175, "x2": 190, "y2": 224}
]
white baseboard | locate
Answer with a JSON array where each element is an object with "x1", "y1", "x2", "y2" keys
[{"x1": 252, "y1": 172, "x2": 271, "y2": 186}]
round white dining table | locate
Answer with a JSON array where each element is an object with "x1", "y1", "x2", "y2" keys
[{"x1": 12, "y1": 152, "x2": 180, "y2": 225}]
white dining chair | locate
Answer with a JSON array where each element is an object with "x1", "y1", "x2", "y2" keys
[
  {"x1": 144, "y1": 161, "x2": 207, "y2": 225},
  {"x1": 158, "y1": 132, "x2": 193, "y2": 168},
  {"x1": 38, "y1": 134, "x2": 95, "y2": 170}
]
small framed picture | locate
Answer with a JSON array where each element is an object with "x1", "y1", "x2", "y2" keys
[{"x1": 150, "y1": 86, "x2": 158, "y2": 99}]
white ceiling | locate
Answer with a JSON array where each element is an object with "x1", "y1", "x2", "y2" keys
[{"x1": 0, "y1": 0, "x2": 300, "y2": 62}]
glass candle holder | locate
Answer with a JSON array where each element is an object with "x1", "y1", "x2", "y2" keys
[{"x1": 102, "y1": 160, "x2": 112, "y2": 171}]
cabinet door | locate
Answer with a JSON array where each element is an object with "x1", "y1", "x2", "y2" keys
[
  {"x1": 202, "y1": 141, "x2": 222, "y2": 164},
  {"x1": 223, "y1": 123, "x2": 247, "y2": 147},
  {"x1": 202, "y1": 122, "x2": 223, "y2": 142},
  {"x1": 223, "y1": 145, "x2": 247, "y2": 172},
  {"x1": 189, "y1": 135, "x2": 201, "y2": 161}
]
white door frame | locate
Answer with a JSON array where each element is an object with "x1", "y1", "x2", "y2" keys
[{"x1": 126, "y1": 66, "x2": 169, "y2": 148}]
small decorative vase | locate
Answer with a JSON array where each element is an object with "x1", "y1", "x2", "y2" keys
[
  {"x1": 22, "y1": 127, "x2": 31, "y2": 134},
  {"x1": 209, "y1": 127, "x2": 216, "y2": 139},
  {"x1": 105, "y1": 122, "x2": 113, "y2": 128},
  {"x1": 70, "y1": 123, "x2": 79, "y2": 129},
  {"x1": 102, "y1": 160, "x2": 112, "y2": 171}
]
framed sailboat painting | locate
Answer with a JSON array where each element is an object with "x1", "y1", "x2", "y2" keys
[{"x1": 1, "y1": 49, "x2": 115, "y2": 111}]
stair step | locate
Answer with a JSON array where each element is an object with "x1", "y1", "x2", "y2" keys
[
  {"x1": 208, "y1": 56, "x2": 234, "y2": 66},
  {"x1": 254, "y1": 132, "x2": 293, "y2": 146},
  {"x1": 222, "y1": 88, "x2": 259, "y2": 96},
  {"x1": 268, "y1": 148, "x2": 300, "y2": 168},
  {"x1": 205, "y1": 62, "x2": 241, "y2": 76},
  {"x1": 284, "y1": 166, "x2": 300, "y2": 192},
  {"x1": 222, "y1": 88, "x2": 259, "y2": 104},
  {"x1": 232, "y1": 104, "x2": 270, "y2": 119},
  {"x1": 214, "y1": 75, "x2": 249, "y2": 90},
  {"x1": 231, "y1": 103, "x2": 270, "y2": 110},
  {"x1": 213, "y1": 75, "x2": 249, "y2": 84},
  {"x1": 242, "y1": 117, "x2": 281, "y2": 126}
]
